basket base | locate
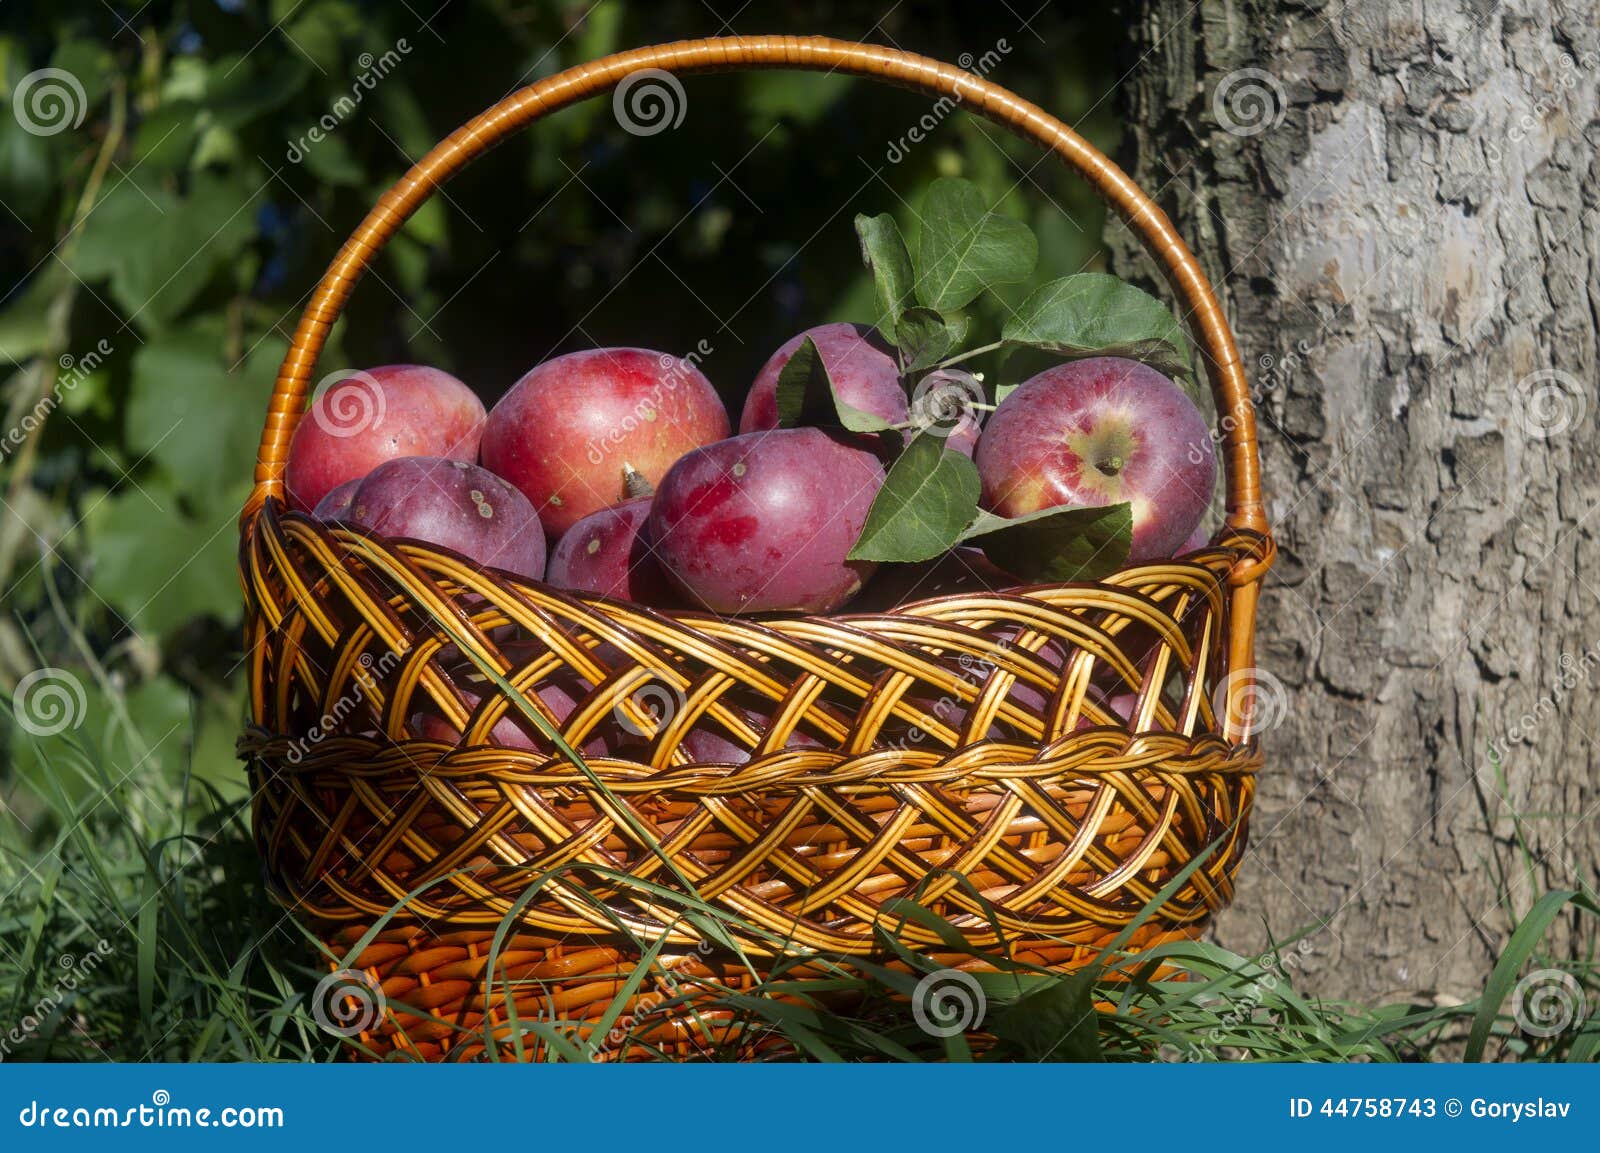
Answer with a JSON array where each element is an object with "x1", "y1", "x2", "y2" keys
[{"x1": 316, "y1": 920, "x2": 1204, "y2": 1061}]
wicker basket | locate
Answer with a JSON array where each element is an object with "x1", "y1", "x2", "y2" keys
[{"x1": 238, "y1": 36, "x2": 1275, "y2": 1061}]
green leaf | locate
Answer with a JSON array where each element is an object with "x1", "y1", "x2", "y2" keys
[
  {"x1": 914, "y1": 177, "x2": 1037, "y2": 311},
  {"x1": 1464, "y1": 889, "x2": 1580, "y2": 1061},
  {"x1": 126, "y1": 327, "x2": 279, "y2": 515},
  {"x1": 774, "y1": 336, "x2": 894, "y2": 433},
  {"x1": 1000, "y1": 273, "x2": 1193, "y2": 378},
  {"x1": 854, "y1": 213, "x2": 915, "y2": 328},
  {"x1": 964, "y1": 502, "x2": 1132, "y2": 582},
  {"x1": 132, "y1": 102, "x2": 200, "y2": 170},
  {"x1": 896, "y1": 307, "x2": 970, "y2": 373},
  {"x1": 300, "y1": 130, "x2": 365, "y2": 186},
  {"x1": 988, "y1": 969, "x2": 1103, "y2": 1060},
  {"x1": 72, "y1": 172, "x2": 256, "y2": 327},
  {"x1": 848, "y1": 433, "x2": 980, "y2": 564},
  {"x1": 84, "y1": 478, "x2": 243, "y2": 637}
]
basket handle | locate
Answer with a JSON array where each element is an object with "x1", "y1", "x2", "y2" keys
[{"x1": 246, "y1": 35, "x2": 1269, "y2": 546}]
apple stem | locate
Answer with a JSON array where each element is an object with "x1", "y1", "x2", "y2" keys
[
  {"x1": 622, "y1": 463, "x2": 653, "y2": 499},
  {"x1": 933, "y1": 341, "x2": 1005, "y2": 370}
]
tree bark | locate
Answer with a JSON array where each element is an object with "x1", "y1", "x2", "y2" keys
[{"x1": 1115, "y1": 0, "x2": 1600, "y2": 1001}]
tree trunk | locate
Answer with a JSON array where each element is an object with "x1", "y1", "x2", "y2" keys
[{"x1": 1114, "y1": 0, "x2": 1600, "y2": 1002}]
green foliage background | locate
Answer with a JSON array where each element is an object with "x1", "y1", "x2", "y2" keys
[{"x1": 0, "y1": 0, "x2": 1120, "y2": 834}]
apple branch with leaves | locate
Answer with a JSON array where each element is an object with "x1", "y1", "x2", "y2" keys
[{"x1": 770, "y1": 176, "x2": 1196, "y2": 584}]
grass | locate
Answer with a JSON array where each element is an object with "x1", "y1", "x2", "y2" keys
[{"x1": 2, "y1": 631, "x2": 1597, "y2": 1063}]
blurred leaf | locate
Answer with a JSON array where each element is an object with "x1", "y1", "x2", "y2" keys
[
  {"x1": 0, "y1": 114, "x2": 53, "y2": 211},
  {"x1": 73, "y1": 172, "x2": 256, "y2": 327},
  {"x1": 132, "y1": 102, "x2": 200, "y2": 169},
  {"x1": 50, "y1": 37, "x2": 114, "y2": 111},
  {"x1": 914, "y1": 177, "x2": 1037, "y2": 311},
  {"x1": 160, "y1": 57, "x2": 208, "y2": 103},
  {"x1": 206, "y1": 55, "x2": 304, "y2": 130},
  {"x1": 774, "y1": 336, "x2": 893, "y2": 433},
  {"x1": 301, "y1": 130, "x2": 364, "y2": 185},
  {"x1": 854, "y1": 213, "x2": 914, "y2": 329},
  {"x1": 285, "y1": 1, "x2": 363, "y2": 75},
  {"x1": 401, "y1": 194, "x2": 447, "y2": 248},
  {"x1": 84, "y1": 479, "x2": 242, "y2": 637},
  {"x1": 1001, "y1": 273, "x2": 1192, "y2": 378},
  {"x1": 0, "y1": 273, "x2": 58, "y2": 362},
  {"x1": 372, "y1": 82, "x2": 433, "y2": 159},
  {"x1": 964, "y1": 502, "x2": 1132, "y2": 583},
  {"x1": 742, "y1": 72, "x2": 852, "y2": 128},
  {"x1": 848, "y1": 433, "x2": 980, "y2": 564},
  {"x1": 126, "y1": 328, "x2": 276, "y2": 508}
]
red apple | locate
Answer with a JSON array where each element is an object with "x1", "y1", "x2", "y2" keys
[
  {"x1": 311, "y1": 477, "x2": 361, "y2": 522},
  {"x1": 284, "y1": 365, "x2": 484, "y2": 512},
  {"x1": 346, "y1": 457, "x2": 546, "y2": 580},
  {"x1": 739, "y1": 323, "x2": 907, "y2": 433},
  {"x1": 1177, "y1": 525, "x2": 1210, "y2": 556},
  {"x1": 975, "y1": 357, "x2": 1214, "y2": 563},
  {"x1": 481, "y1": 348, "x2": 729, "y2": 538},
  {"x1": 544, "y1": 496, "x2": 673, "y2": 605},
  {"x1": 648, "y1": 427, "x2": 885, "y2": 614}
]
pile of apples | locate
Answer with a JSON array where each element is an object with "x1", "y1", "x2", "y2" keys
[{"x1": 285, "y1": 325, "x2": 1216, "y2": 616}]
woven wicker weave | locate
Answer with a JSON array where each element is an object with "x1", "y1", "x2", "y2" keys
[{"x1": 238, "y1": 36, "x2": 1275, "y2": 1061}]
